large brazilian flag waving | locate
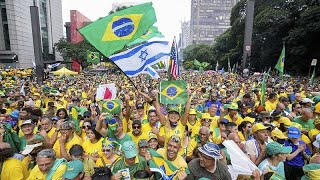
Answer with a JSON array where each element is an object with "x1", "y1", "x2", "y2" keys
[
  {"x1": 160, "y1": 80, "x2": 187, "y2": 105},
  {"x1": 78, "y1": 2, "x2": 157, "y2": 57}
]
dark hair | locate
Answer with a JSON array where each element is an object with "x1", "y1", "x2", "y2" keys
[
  {"x1": 32, "y1": 108, "x2": 43, "y2": 117},
  {"x1": 264, "y1": 172, "x2": 274, "y2": 180},
  {"x1": 56, "y1": 108, "x2": 69, "y2": 119},
  {"x1": 226, "y1": 122, "x2": 237, "y2": 128},
  {"x1": 69, "y1": 144, "x2": 84, "y2": 155},
  {"x1": 134, "y1": 170, "x2": 150, "y2": 179},
  {"x1": 21, "y1": 107, "x2": 32, "y2": 114},
  {"x1": 91, "y1": 167, "x2": 112, "y2": 180},
  {"x1": 238, "y1": 121, "x2": 252, "y2": 132},
  {"x1": 269, "y1": 93, "x2": 277, "y2": 99},
  {"x1": 0, "y1": 148, "x2": 15, "y2": 162},
  {"x1": 148, "y1": 109, "x2": 156, "y2": 115},
  {"x1": 89, "y1": 125, "x2": 103, "y2": 141}
]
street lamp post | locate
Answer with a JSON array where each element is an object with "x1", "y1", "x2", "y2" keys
[{"x1": 242, "y1": 0, "x2": 255, "y2": 72}]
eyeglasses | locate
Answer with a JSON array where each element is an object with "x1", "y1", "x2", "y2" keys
[
  {"x1": 202, "y1": 119, "x2": 212, "y2": 123},
  {"x1": 296, "y1": 106, "x2": 302, "y2": 109},
  {"x1": 84, "y1": 116, "x2": 90, "y2": 118},
  {"x1": 82, "y1": 125, "x2": 91, "y2": 129},
  {"x1": 133, "y1": 126, "x2": 141, "y2": 129},
  {"x1": 102, "y1": 149, "x2": 111, "y2": 152}
]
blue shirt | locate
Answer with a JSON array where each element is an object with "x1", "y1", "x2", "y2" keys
[
  {"x1": 284, "y1": 139, "x2": 311, "y2": 167},
  {"x1": 204, "y1": 100, "x2": 222, "y2": 115}
]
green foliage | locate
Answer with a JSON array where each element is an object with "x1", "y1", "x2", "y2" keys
[{"x1": 182, "y1": 0, "x2": 320, "y2": 75}]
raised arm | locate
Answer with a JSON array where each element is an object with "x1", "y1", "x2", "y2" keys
[
  {"x1": 152, "y1": 95, "x2": 167, "y2": 126},
  {"x1": 95, "y1": 113, "x2": 108, "y2": 137},
  {"x1": 181, "y1": 92, "x2": 192, "y2": 126}
]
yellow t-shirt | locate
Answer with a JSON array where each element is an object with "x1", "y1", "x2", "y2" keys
[
  {"x1": 82, "y1": 138, "x2": 104, "y2": 157},
  {"x1": 122, "y1": 118, "x2": 128, "y2": 133},
  {"x1": 53, "y1": 134, "x2": 83, "y2": 158},
  {"x1": 95, "y1": 154, "x2": 120, "y2": 167},
  {"x1": 156, "y1": 148, "x2": 188, "y2": 169},
  {"x1": 187, "y1": 120, "x2": 200, "y2": 138},
  {"x1": 35, "y1": 99, "x2": 42, "y2": 108},
  {"x1": 265, "y1": 100, "x2": 278, "y2": 112},
  {"x1": 308, "y1": 129, "x2": 320, "y2": 141},
  {"x1": 27, "y1": 161, "x2": 66, "y2": 180},
  {"x1": 224, "y1": 114, "x2": 243, "y2": 126},
  {"x1": 159, "y1": 121, "x2": 185, "y2": 156},
  {"x1": 1, "y1": 158, "x2": 28, "y2": 180},
  {"x1": 186, "y1": 138, "x2": 200, "y2": 157},
  {"x1": 128, "y1": 131, "x2": 150, "y2": 146},
  {"x1": 47, "y1": 127, "x2": 56, "y2": 138}
]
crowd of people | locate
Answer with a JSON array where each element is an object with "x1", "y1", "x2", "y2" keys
[{"x1": 1, "y1": 68, "x2": 320, "y2": 180}]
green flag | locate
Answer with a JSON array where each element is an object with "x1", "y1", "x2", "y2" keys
[
  {"x1": 102, "y1": 100, "x2": 121, "y2": 114},
  {"x1": 260, "y1": 73, "x2": 267, "y2": 106},
  {"x1": 86, "y1": 50, "x2": 100, "y2": 64},
  {"x1": 127, "y1": 26, "x2": 164, "y2": 46},
  {"x1": 159, "y1": 80, "x2": 187, "y2": 105},
  {"x1": 78, "y1": 2, "x2": 156, "y2": 57},
  {"x1": 275, "y1": 44, "x2": 285, "y2": 78}
]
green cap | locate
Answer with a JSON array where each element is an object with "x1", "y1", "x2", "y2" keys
[
  {"x1": 302, "y1": 163, "x2": 320, "y2": 180},
  {"x1": 228, "y1": 103, "x2": 238, "y2": 110},
  {"x1": 122, "y1": 141, "x2": 137, "y2": 158},
  {"x1": 314, "y1": 96, "x2": 320, "y2": 105},
  {"x1": 266, "y1": 142, "x2": 292, "y2": 156},
  {"x1": 168, "y1": 106, "x2": 181, "y2": 116},
  {"x1": 63, "y1": 160, "x2": 84, "y2": 179}
]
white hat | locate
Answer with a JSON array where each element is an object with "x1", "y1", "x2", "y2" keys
[
  {"x1": 20, "y1": 119, "x2": 33, "y2": 127},
  {"x1": 21, "y1": 142, "x2": 43, "y2": 155},
  {"x1": 302, "y1": 98, "x2": 315, "y2": 104},
  {"x1": 313, "y1": 134, "x2": 320, "y2": 148}
]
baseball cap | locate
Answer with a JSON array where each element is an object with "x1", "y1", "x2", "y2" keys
[
  {"x1": 136, "y1": 103, "x2": 144, "y2": 109},
  {"x1": 313, "y1": 134, "x2": 320, "y2": 148},
  {"x1": 189, "y1": 109, "x2": 197, "y2": 115},
  {"x1": 228, "y1": 103, "x2": 238, "y2": 110},
  {"x1": 252, "y1": 123, "x2": 268, "y2": 133},
  {"x1": 148, "y1": 134, "x2": 158, "y2": 142},
  {"x1": 302, "y1": 98, "x2": 314, "y2": 104},
  {"x1": 21, "y1": 142, "x2": 43, "y2": 155},
  {"x1": 63, "y1": 160, "x2": 84, "y2": 179},
  {"x1": 279, "y1": 117, "x2": 292, "y2": 127},
  {"x1": 271, "y1": 128, "x2": 287, "y2": 139},
  {"x1": 198, "y1": 142, "x2": 222, "y2": 159},
  {"x1": 138, "y1": 139, "x2": 148, "y2": 148},
  {"x1": 243, "y1": 116, "x2": 255, "y2": 124},
  {"x1": 201, "y1": 113, "x2": 213, "y2": 120},
  {"x1": 167, "y1": 106, "x2": 180, "y2": 116},
  {"x1": 20, "y1": 119, "x2": 33, "y2": 127},
  {"x1": 287, "y1": 126, "x2": 301, "y2": 138},
  {"x1": 122, "y1": 141, "x2": 137, "y2": 158},
  {"x1": 266, "y1": 142, "x2": 292, "y2": 156}
]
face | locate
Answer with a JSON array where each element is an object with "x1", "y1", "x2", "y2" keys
[
  {"x1": 229, "y1": 109, "x2": 238, "y2": 116},
  {"x1": 36, "y1": 157, "x2": 54, "y2": 173},
  {"x1": 60, "y1": 128, "x2": 73, "y2": 139},
  {"x1": 132, "y1": 124, "x2": 142, "y2": 136},
  {"x1": 82, "y1": 122, "x2": 91, "y2": 134},
  {"x1": 289, "y1": 137, "x2": 299, "y2": 144},
  {"x1": 276, "y1": 153, "x2": 287, "y2": 162},
  {"x1": 262, "y1": 117, "x2": 271, "y2": 124},
  {"x1": 294, "y1": 105, "x2": 302, "y2": 113},
  {"x1": 139, "y1": 145, "x2": 148, "y2": 156},
  {"x1": 166, "y1": 140, "x2": 180, "y2": 161},
  {"x1": 199, "y1": 129, "x2": 210, "y2": 143},
  {"x1": 201, "y1": 119, "x2": 212, "y2": 127},
  {"x1": 199, "y1": 152, "x2": 215, "y2": 168},
  {"x1": 243, "y1": 123, "x2": 252, "y2": 133},
  {"x1": 208, "y1": 105, "x2": 217, "y2": 115},
  {"x1": 21, "y1": 124, "x2": 34, "y2": 135},
  {"x1": 168, "y1": 111, "x2": 180, "y2": 124},
  {"x1": 148, "y1": 138, "x2": 158, "y2": 150},
  {"x1": 102, "y1": 146, "x2": 113, "y2": 158},
  {"x1": 137, "y1": 108, "x2": 144, "y2": 115},
  {"x1": 41, "y1": 119, "x2": 52, "y2": 132},
  {"x1": 148, "y1": 112, "x2": 157, "y2": 124},
  {"x1": 19, "y1": 110, "x2": 28, "y2": 119},
  {"x1": 58, "y1": 111, "x2": 66, "y2": 119},
  {"x1": 87, "y1": 130, "x2": 96, "y2": 141},
  {"x1": 71, "y1": 154, "x2": 84, "y2": 161},
  {"x1": 255, "y1": 130, "x2": 268, "y2": 142},
  {"x1": 125, "y1": 156, "x2": 136, "y2": 165},
  {"x1": 229, "y1": 126, "x2": 238, "y2": 133}
]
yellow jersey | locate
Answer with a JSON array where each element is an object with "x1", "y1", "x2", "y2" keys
[{"x1": 53, "y1": 134, "x2": 83, "y2": 158}]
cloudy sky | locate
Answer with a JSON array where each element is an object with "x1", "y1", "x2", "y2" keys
[{"x1": 62, "y1": 0, "x2": 191, "y2": 41}]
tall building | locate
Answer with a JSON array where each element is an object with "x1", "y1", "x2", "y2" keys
[
  {"x1": 180, "y1": 21, "x2": 191, "y2": 49},
  {"x1": 0, "y1": 0, "x2": 63, "y2": 68},
  {"x1": 190, "y1": 0, "x2": 237, "y2": 45},
  {"x1": 64, "y1": 10, "x2": 91, "y2": 73}
]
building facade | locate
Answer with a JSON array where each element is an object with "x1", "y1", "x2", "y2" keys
[
  {"x1": 190, "y1": 0, "x2": 238, "y2": 45},
  {"x1": 0, "y1": 0, "x2": 63, "y2": 68}
]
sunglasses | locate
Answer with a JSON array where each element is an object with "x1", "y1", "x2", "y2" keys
[
  {"x1": 139, "y1": 146, "x2": 148, "y2": 149},
  {"x1": 84, "y1": 116, "x2": 90, "y2": 118},
  {"x1": 82, "y1": 125, "x2": 91, "y2": 129},
  {"x1": 202, "y1": 119, "x2": 212, "y2": 123},
  {"x1": 102, "y1": 149, "x2": 111, "y2": 152},
  {"x1": 133, "y1": 126, "x2": 141, "y2": 129}
]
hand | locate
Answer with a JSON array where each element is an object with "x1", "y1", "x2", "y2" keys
[
  {"x1": 112, "y1": 172, "x2": 122, "y2": 180},
  {"x1": 99, "y1": 113, "x2": 108, "y2": 122},
  {"x1": 232, "y1": 115, "x2": 238, "y2": 122},
  {"x1": 59, "y1": 134, "x2": 67, "y2": 145},
  {"x1": 252, "y1": 169, "x2": 261, "y2": 180},
  {"x1": 220, "y1": 106, "x2": 225, "y2": 114},
  {"x1": 144, "y1": 150, "x2": 151, "y2": 161},
  {"x1": 298, "y1": 144, "x2": 306, "y2": 152},
  {"x1": 151, "y1": 127, "x2": 159, "y2": 135},
  {"x1": 177, "y1": 171, "x2": 187, "y2": 180},
  {"x1": 39, "y1": 129, "x2": 48, "y2": 137}
]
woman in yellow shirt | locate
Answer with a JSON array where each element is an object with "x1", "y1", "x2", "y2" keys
[
  {"x1": 95, "y1": 140, "x2": 120, "y2": 167},
  {"x1": 82, "y1": 126, "x2": 103, "y2": 162}
]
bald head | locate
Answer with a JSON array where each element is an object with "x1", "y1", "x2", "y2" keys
[
  {"x1": 199, "y1": 126, "x2": 210, "y2": 135},
  {"x1": 276, "y1": 103, "x2": 285, "y2": 110},
  {"x1": 301, "y1": 108, "x2": 313, "y2": 120}
]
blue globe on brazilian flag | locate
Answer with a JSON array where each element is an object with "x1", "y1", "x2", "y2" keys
[
  {"x1": 102, "y1": 100, "x2": 121, "y2": 114},
  {"x1": 160, "y1": 80, "x2": 187, "y2": 105}
]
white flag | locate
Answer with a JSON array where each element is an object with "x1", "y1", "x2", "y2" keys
[{"x1": 96, "y1": 83, "x2": 117, "y2": 100}]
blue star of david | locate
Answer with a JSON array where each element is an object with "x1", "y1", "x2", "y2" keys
[{"x1": 139, "y1": 49, "x2": 148, "y2": 62}]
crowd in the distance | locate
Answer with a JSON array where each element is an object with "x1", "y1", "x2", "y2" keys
[{"x1": 1, "y1": 68, "x2": 320, "y2": 180}]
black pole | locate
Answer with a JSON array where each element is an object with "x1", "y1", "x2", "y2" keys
[{"x1": 242, "y1": 0, "x2": 255, "y2": 72}]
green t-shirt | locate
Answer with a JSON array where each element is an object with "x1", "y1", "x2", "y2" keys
[
  {"x1": 112, "y1": 155, "x2": 147, "y2": 179},
  {"x1": 293, "y1": 116, "x2": 315, "y2": 131},
  {"x1": 19, "y1": 134, "x2": 44, "y2": 152},
  {"x1": 107, "y1": 132, "x2": 133, "y2": 147}
]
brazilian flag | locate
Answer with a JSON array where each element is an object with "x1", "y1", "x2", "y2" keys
[
  {"x1": 148, "y1": 148, "x2": 189, "y2": 180},
  {"x1": 102, "y1": 100, "x2": 121, "y2": 114},
  {"x1": 78, "y1": 2, "x2": 156, "y2": 57},
  {"x1": 160, "y1": 80, "x2": 187, "y2": 105},
  {"x1": 127, "y1": 26, "x2": 164, "y2": 46},
  {"x1": 70, "y1": 105, "x2": 81, "y2": 133},
  {"x1": 86, "y1": 50, "x2": 100, "y2": 64}
]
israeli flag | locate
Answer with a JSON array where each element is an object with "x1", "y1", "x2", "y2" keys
[
  {"x1": 143, "y1": 66, "x2": 160, "y2": 79},
  {"x1": 109, "y1": 41, "x2": 170, "y2": 77},
  {"x1": 48, "y1": 62, "x2": 61, "y2": 69}
]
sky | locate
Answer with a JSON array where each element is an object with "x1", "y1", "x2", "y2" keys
[{"x1": 62, "y1": 0, "x2": 191, "y2": 41}]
